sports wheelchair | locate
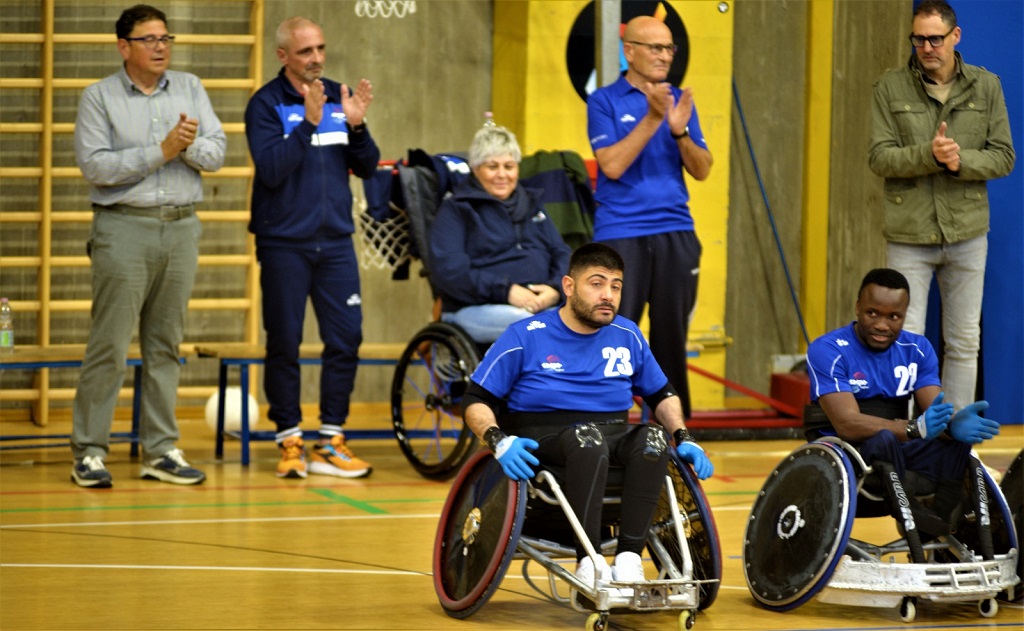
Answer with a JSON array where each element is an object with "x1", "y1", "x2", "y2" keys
[
  {"x1": 742, "y1": 436, "x2": 1020, "y2": 622},
  {"x1": 432, "y1": 447, "x2": 721, "y2": 630}
]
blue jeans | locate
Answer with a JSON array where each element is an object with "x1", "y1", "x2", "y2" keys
[
  {"x1": 257, "y1": 237, "x2": 362, "y2": 431},
  {"x1": 887, "y1": 235, "x2": 987, "y2": 410},
  {"x1": 441, "y1": 304, "x2": 536, "y2": 343}
]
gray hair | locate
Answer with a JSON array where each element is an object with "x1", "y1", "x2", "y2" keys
[
  {"x1": 468, "y1": 125, "x2": 522, "y2": 168},
  {"x1": 276, "y1": 16, "x2": 318, "y2": 50}
]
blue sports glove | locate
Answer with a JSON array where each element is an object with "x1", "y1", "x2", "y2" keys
[
  {"x1": 494, "y1": 436, "x2": 540, "y2": 480},
  {"x1": 916, "y1": 392, "x2": 954, "y2": 439},
  {"x1": 949, "y1": 400, "x2": 999, "y2": 444},
  {"x1": 676, "y1": 442, "x2": 714, "y2": 480}
]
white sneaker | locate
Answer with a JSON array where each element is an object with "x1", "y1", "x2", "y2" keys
[
  {"x1": 574, "y1": 556, "x2": 617, "y2": 599},
  {"x1": 612, "y1": 551, "x2": 646, "y2": 598}
]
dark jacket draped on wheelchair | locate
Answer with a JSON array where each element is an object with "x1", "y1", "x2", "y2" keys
[{"x1": 428, "y1": 176, "x2": 571, "y2": 313}]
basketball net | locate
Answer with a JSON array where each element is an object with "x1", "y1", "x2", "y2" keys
[
  {"x1": 354, "y1": 1, "x2": 416, "y2": 19},
  {"x1": 354, "y1": 192, "x2": 412, "y2": 272}
]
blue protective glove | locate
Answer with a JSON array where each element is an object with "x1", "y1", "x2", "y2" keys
[
  {"x1": 494, "y1": 436, "x2": 540, "y2": 480},
  {"x1": 917, "y1": 392, "x2": 954, "y2": 439},
  {"x1": 676, "y1": 442, "x2": 714, "y2": 480},
  {"x1": 948, "y1": 400, "x2": 999, "y2": 444}
]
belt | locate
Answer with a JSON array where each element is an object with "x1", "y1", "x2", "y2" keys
[{"x1": 94, "y1": 203, "x2": 196, "y2": 221}]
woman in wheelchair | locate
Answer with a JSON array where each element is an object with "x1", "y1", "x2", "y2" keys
[
  {"x1": 427, "y1": 123, "x2": 572, "y2": 344},
  {"x1": 461, "y1": 243, "x2": 713, "y2": 594},
  {"x1": 805, "y1": 268, "x2": 1000, "y2": 560}
]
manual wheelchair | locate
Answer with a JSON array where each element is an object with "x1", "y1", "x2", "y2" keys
[
  {"x1": 432, "y1": 447, "x2": 722, "y2": 630},
  {"x1": 382, "y1": 150, "x2": 595, "y2": 479},
  {"x1": 742, "y1": 436, "x2": 1020, "y2": 622}
]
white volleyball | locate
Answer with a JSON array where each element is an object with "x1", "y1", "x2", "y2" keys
[{"x1": 204, "y1": 386, "x2": 259, "y2": 433}]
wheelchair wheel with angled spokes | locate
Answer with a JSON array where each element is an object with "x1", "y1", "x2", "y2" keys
[
  {"x1": 649, "y1": 452, "x2": 723, "y2": 610},
  {"x1": 391, "y1": 323, "x2": 479, "y2": 479},
  {"x1": 433, "y1": 450, "x2": 527, "y2": 618}
]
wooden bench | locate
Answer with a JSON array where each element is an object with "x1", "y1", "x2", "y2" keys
[
  {"x1": 193, "y1": 341, "x2": 407, "y2": 465},
  {"x1": 0, "y1": 344, "x2": 189, "y2": 454}
]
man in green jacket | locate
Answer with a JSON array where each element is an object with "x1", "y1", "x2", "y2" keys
[{"x1": 868, "y1": 0, "x2": 1014, "y2": 412}]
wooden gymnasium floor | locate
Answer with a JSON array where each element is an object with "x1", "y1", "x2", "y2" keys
[{"x1": 1, "y1": 406, "x2": 1021, "y2": 631}]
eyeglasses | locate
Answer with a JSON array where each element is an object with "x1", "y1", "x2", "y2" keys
[
  {"x1": 123, "y1": 35, "x2": 176, "y2": 49},
  {"x1": 626, "y1": 41, "x2": 678, "y2": 56},
  {"x1": 908, "y1": 27, "x2": 954, "y2": 48}
]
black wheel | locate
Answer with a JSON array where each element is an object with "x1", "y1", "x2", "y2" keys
[
  {"x1": 998, "y1": 449, "x2": 1023, "y2": 602},
  {"x1": 743, "y1": 442, "x2": 857, "y2": 611},
  {"x1": 392, "y1": 323, "x2": 479, "y2": 479},
  {"x1": 433, "y1": 450, "x2": 526, "y2": 618},
  {"x1": 648, "y1": 452, "x2": 723, "y2": 610},
  {"x1": 947, "y1": 455, "x2": 1018, "y2": 562}
]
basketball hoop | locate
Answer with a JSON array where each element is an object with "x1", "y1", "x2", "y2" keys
[
  {"x1": 355, "y1": 1, "x2": 416, "y2": 19},
  {"x1": 356, "y1": 200, "x2": 412, "y2": 271}
]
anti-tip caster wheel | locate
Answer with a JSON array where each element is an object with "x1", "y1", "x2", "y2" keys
[
  {"x1": 585, "y1": 612, "x2": 608, "y2": 631},
  {"x1": 899, "y1": 596, "x2": 916, "y2": 623},
  {"x1": 679, "y1": 609, "x2": 696, "y2": 630},
  {"x1": 979, "y1": 597, "x2": 998, "y2": 618}
]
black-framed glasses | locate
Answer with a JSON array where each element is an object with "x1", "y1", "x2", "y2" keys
[
  {"x1": 625, "y1": 40, "x2": 677, "y2": 56},
  {"x1": 123, "y1": 35, "x2": 175, "y2": 49},
  {"x1": 908, "y1": 27, "x2": 954, "y2": 48}
]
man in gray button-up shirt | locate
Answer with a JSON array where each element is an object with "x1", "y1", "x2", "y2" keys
[{"x1": 70, "y1": 4, "x2": 225, "y2": 488}]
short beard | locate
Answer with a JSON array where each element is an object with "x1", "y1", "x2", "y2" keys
[{"x1": 569, "y1": 293, "x2": 616, "y2": 330}]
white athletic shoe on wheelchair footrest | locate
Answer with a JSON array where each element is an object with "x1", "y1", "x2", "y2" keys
[
  {"x1": 612, "y1": 551, "x2": 646, "y2": 598},
  {"x1": 574, "y1": 556, "x2": 621, "y2": 601}
]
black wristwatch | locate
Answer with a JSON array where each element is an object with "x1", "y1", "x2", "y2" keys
[
  {"x1": 483, "y1": 426, "x2": 508, "y2": 452},
  {"x1": 671, "y1": 126, "x2": 689, "y2": 139},
  {"x1": 348, "y1": 121, "x2": 367, "y2": 133},
  {"x1": 905, "y1": 416, "x2": 922, "y2": 440},
  {"x1": 673, "y1": 428, "x2": 694, "y2": 447}
]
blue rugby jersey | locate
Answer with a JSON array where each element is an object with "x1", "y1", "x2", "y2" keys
[
  {"x1": 806, "y1": 322, "x2": 941, "y2": 402},
  {"x1": 471, "y1": 308, "x2": 668, "y2": 413}
]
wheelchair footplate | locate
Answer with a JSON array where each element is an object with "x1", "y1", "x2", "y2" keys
[{"x1": 817, "y1": 549, "x2": 1020, "y2": 608}]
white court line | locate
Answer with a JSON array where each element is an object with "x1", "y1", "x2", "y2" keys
[
  {"x1": 0, "y1": 562, "x2": 423, "y2": 576},
  {"x1": 2, "y1": 505, "x2": 753, "y2": 531},
  {"x1": 0, "y1": 513, "x2": 439, "y2": 530}
]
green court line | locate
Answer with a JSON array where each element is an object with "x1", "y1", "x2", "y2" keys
[
  {"x1": 1, "y1": 495, "x2": 441, "y2": 515},
  {"x1": 307, "y1": 489, "x2": 388, "y2": 514}
]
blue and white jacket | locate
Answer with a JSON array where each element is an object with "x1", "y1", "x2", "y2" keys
[{"x1": 245, "y1": 68, "x2": 380, "y2": 243}]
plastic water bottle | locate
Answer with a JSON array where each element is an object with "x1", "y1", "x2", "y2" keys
[
  {"x1": 0, "y1": 297, "x2": 13, "y2": 353},
  {"x1": 483, "y1": 111, "x2": 496, "y2": 128}
]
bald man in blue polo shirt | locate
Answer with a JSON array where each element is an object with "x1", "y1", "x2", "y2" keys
[{"x1": 587, "y1": 16, "x2": 714, "y2": 419}]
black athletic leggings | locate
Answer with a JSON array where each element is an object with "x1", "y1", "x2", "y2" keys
[{"x1": 520, "y1": 421, "x2": 671, "y2": 560}]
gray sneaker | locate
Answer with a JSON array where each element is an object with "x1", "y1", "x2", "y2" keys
[
  {"x1": 72, "y1": 455, "x2": 113, "y2": 488},
  {"x1": 140, "y1": 448, "x2": 206, "y2": 485}
]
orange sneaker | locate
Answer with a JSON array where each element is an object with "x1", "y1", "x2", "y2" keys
[
  {"x1": 310, "y1": 435, "x2": 372, "y2": 478},
  {"x1": 277, "y1": 435, "x2": 307, "y2": 479}
]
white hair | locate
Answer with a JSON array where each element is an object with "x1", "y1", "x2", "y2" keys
[{"x1": 468, "y1": 125, "x2": 521, "y2": 168}]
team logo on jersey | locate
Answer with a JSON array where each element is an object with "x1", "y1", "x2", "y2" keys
[
  {"x1": 346, "y1": 293, "x2": 361, "y2": 306},
  {"x1": 541, "y1": 354, "x2": 564, "y2": 372},
  {"x1": 848, "y1": 371, "x2": 869, "y2": 393},
  {"x1": 526, "y1": 320, "x2": 546, "y2": 331},
  {"x1": 620, "y1": 113, "x2": 636, "y2": 124},
  {"x1": 836, "y1": 338, "x2": 849, "y2": 347}
]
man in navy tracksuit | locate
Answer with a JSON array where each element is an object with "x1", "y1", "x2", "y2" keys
[{"x1": 245, "y1": 16, "x2": 380, "y2": 479}]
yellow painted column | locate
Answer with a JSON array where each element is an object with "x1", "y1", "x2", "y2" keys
[
  {"x1": 493, "y1": 1, "x2": 734, "y2": 410},
  {"x1": 801, "y1": 0, "x2": 834, "y2": 346}
]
